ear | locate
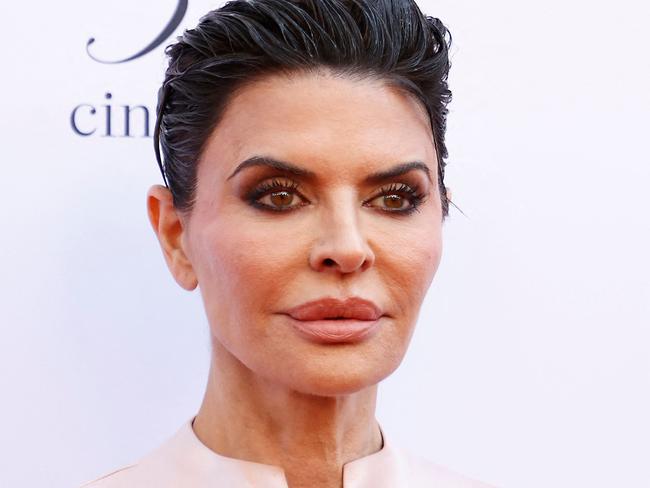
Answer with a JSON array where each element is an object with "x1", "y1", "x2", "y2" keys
[
  {"x1": 146, "y1": 185, "x2": 198, "y2": 291},
  {"x1": 445, "y1": 186, "x2": 453, "y2": 203}
]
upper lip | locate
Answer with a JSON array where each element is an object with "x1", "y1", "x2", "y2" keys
[{"x1": 285, "y1": 297, "x2": 383, "y2": 321}]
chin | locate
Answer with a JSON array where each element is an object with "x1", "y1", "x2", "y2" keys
[{"x1": 276, "y1": 345, "x2": 406, "y2": 397}]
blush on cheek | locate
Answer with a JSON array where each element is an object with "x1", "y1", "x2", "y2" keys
[{"x1": 202, "y1": 225, "x2": 297, "y2": 319}]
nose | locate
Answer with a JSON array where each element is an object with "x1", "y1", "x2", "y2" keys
[{"x1": 308, "y1": 198, "x2": 375, "y2": 274}]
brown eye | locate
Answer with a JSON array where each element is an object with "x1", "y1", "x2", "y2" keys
[
  {"x1": 367, "y1": 193, "x2": 409, "y2": 210},
  {"x1": 364, "y1": 182, "x2": 427, "y2": 215},
  {"x1": 383, "y1": 194, "x2": 406, "y2": 209},
  {"x1": 265, "y1": 191, "x2": 295, "y2": 208},
  {"x1": 246, "y1": 178, "x2": 309, "y2": 212}
]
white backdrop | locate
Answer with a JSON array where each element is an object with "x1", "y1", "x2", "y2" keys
[{"x1": 1, "y1": 1, "x2": 648, "y2": 487}]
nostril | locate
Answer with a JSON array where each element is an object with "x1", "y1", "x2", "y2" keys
[{"x1": 323, "y1": 258, "x2": 336, "y2": 267}]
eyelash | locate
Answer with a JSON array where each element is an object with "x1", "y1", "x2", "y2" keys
[{"x1": 245, "y1": 178, "x2": 428, "y2": 215}]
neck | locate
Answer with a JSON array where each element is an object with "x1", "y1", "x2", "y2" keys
[{"x1": 192, "y1": 340, "x2": 383, "y2": 488}]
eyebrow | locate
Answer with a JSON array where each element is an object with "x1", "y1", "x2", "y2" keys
[{"x1": 226, "y1": 155, "x2": 433, "y2": 184}]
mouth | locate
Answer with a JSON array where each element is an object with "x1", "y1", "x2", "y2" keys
[{"x1": 283, "y1": 296, "x2": 385, "y2": 344}]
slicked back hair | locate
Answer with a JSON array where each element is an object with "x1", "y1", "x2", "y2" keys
[{"x1": 154, "y1": 0, "x2": 453, "y2": 218}]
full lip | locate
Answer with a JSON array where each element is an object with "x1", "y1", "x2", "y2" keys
[{"x1": 284, "y1": 296, "x2": 384, "y2": 321}]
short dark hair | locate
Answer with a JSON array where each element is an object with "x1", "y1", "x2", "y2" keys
[{"x1": 154, "y1": 0, "x2": 453, "y2": 218}]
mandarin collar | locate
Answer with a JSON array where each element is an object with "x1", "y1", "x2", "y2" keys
[{"x1": 155, "y1": 416, "x2": 406, "y2": 488}]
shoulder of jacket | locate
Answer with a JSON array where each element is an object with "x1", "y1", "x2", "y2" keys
[
  {"x1": 78, "y1": 419, "x2": 194, "y2": 488},
  {"x1": 78, "y1": 463, "x2": 139, "y2": 488},
  {"x1": 397, "y1": 446, "x2": 497, "y2": 488}
]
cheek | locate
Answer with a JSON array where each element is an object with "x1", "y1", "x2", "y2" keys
[
  {"x1": 376, "y1": 221, "x2": 442, "y2": 316},
  {"x1": 190, "y1": 217, "x2": 305, "y2": 332}
]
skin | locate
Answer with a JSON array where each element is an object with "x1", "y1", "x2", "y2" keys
[{"x1": 147, "y1": 69, "x2": 448, "y2": 488}]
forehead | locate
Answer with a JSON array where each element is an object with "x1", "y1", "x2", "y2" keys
[{"x1": 198, "y1": 70, "x2": 436, "y2": 181}]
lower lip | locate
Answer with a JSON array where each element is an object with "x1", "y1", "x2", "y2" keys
[{"x1": 285, "y1": 316, "x2": 383, "y2": 344}]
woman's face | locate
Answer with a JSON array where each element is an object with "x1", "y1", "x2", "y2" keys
[{"x1": 176, "y1": 70, "x2": 443, "y2": 395}]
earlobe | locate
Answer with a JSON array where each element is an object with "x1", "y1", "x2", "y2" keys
[
  {"x1": 146, "y1": 185, "x2": 198, "y2": 291},
  {"x1": 445, "y1": 186, "x2": 453, "y2": 203}
]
